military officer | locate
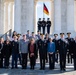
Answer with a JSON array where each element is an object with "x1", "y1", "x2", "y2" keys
[
  {"x1": 37, "y1": 34, "x2": 47, "y2": 70},
  {"x1": 26, "y1": 30, "x2": 30, "y2": 39},
  {"x1": 42, "y1": 18, "x2": 46, "y2": 35},
  {"x1": 36, "y1": 31, "x2": 41, "y2": 40},
  {"x1": 46, "y1": 18, "x2": 51, "y2": 34},
  {"x1": 44, "y1": 33, "x2": 50, "y2": 63},
  {"x1": 58, "y1": 33, "x2": 67, "y2": 71},
  {"x1": 37, "y1": 18, "x2": 42, "y2": 32},
  {"x1": 53, "y1": 34, "x2": 59, "y2": 63},
  {"x1": 66, "y1": 32, "x2": 74, "y2": 63},
  {"x1": 73, "y1": 37, "x2": 76, "y2": 70}
]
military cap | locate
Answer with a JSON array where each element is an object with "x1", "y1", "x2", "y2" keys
[
  {"x1": 67, "y1": 32, "x2": 71, "y2": 34},
  {"x1": 37, "y1": 30, "x2": 40, "y2": 32},
  {"x1": 47, "y1": 18, "x2": 50, "y2": 20},
  {"x1": 27, "y1": 30, "x2": 29, "y2": 32},
  {"x1": 54, "y1": 34, "x2": 58, "y2": 36},
  {"x1": 39, "y1": 18, "x2": 41, "y2": 20},
  {"x1": 60, "y1": 33, "x2": 64, "y2": 35},
  {"x1": 17, "y1": 34, "x2": 21, "y2": 37},
  {"x1": 32, "y1": 32, "x2": 34, "y2": 34}
]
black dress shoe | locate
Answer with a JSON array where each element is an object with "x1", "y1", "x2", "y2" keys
[
  {"x1": 63, "y1": 68, "x2": 66, "y2": 71},
  {"x1": 15, "y1": 67, "x2": 18, "y2": 69},
  {"x1": 40, "y1": 68, "x2": 42, "y2": 70},
  {"x1": 43, "y1": 68, "x2": 45, "y2": 70},
  {"x1": 30, "y1": 67, "x2": 32, "y2": 69},
  {"x1": 32, "y1": 66, "x2": 34, "y2": 70},
  {"x1": 11, "y1": 67, "x2": 14, "y2": 69}
]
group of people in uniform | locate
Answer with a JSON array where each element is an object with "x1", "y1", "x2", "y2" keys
[
  {"x1": 37, "y1": 18, "x2": 51, "y2": 35},
  {"x1": 0, "y1": 30, "x2": 76, "y2": 72}
]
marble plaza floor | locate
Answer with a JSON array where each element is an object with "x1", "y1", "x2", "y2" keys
[{"x1": 0, "y1": 61, "x2": 76, "y2": 75}]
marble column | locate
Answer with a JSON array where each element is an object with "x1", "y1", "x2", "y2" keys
[
  {"x1": 4, "y1": 2, "x2": 9, "y2": 32},
  {"x1": 61, "y1": 0, "x2": 67, "y2": 33},
  {"x1": 67, "y1": 0, "x2": 74, "y2": 33},
  {"x1": 74, "y1": 0, "x2": 76, "y2": 32},
  {"x1": 54, "y1": 0, "x2": 61, "y2": 34},
  {"x1": 50, "y1": 0, "x2": 54, "y2": 34},
  {"x1": 0, "y1": 0, "x2": 4, "y2": 35},
  {"x1": 21, "y1": 0, "x2": 34, "y2": 34},
  {"x1": 14, "y1": 0, "x2": 21, "y2": 33},
  {"x1": 9, "y1": 2, "x2": 14, "y2": 31},
  {"x1": 0, "y1": 1, "x2": 1, "y2": 34},
  {"x1": 34, "y1": 1, "x2": 37, "y2": 34}
]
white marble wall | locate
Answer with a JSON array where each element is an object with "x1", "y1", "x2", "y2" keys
[
  {"x1": 14, "y1": 0, "x2": 75, "y2": 36},
  {"x1": 67, "y1": 0, "x2": 75, "y2": 37},
  {"x1": 61, "y1": 0, "x2": 67, "y2": 33},
  {"x1": 14, "y1": 0, "x2": 34, "y2": 34},
  {"x1": 14, "y1": 0, "x2": 21, "y2": 33},
  {"x1": 21, "y1": 0, "x2": 34, "y2": 34},
  {"x1": 0, "y1": 0, "x2": 4, "y2": 36},
  {"x1": 54, "y1": 0, "x2": 61, "y2": 34},
  {"x1": 74, "y1": 0, "x2": 76, "y2": 32}
]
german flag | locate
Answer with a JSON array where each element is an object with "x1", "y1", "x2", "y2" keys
[{"x1": 43, "y1": 3, "x2": 49, "y2": 15}]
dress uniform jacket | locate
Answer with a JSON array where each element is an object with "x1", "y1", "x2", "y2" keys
[
  {"x1": 58, "y1": 39, "x2": 67, "y2": 54},
  {"x1": 53, "y1": 39, "x2": 59, "y2": 52},
  {"x1": 66, "y1": 38, "x2": 74, "y2": 54},
  {"x1": 58, "y1": 38, "x2": 67, "y2": 70},
  {"x1": 72, "y1": 40, "x2": 76, "y2": 70},
  {"x1": 37, "y1": 20, "x2": 42, "y2": 32},
  {"x1": 37, "y1": 39, "x2": 47, "y2": 59}
]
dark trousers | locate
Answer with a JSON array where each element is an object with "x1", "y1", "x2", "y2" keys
[
  {"x1": 55, "y1": 53, "x2": 59, "y2": 63},
  {"x1": 38, "y1": 26, "x2": 41, "y2": 32},
  {"x1": 67, "y1": 52, "x2": 73, "y2": 63},
  {"x1": 60, "y1": 53, "x2": 66, "y2": 70},
  {"x1": 0, "y1": 53, "x2": 3, "y2": 68},
  {"x1": 4, "y1": 56, "x2": 9, "y2": 67},
  {"x1": 30, "y1": 56, "x2": 35, "y2": 69},
  {"x1": 46, "y1": 52, "x2": 48, "y2": 63},
  {"x1": 40, "y1": 54, "x2": 45, "y2": 69},
  {"x1": 49, "y1": 53, "x2": 55, "y2": 69},
  {"x1": 74, "y1": 58, "x2": 76, "y2": 70},
  {"x1": 18, "y1": 53, "x2": 22, "y2": 65},
  {"x1": 47, "y1": 26, "x2": 50, "y2": 34},
  {"x1": 12, "y1": 53, "x2": 18, "y2": 68},
  {"x1": 21, "y1": 53, "x2": 27, "y2": 69},
  {"x1": 67, "y1": 52, "x2": 70, "y2": 63},
  {"x1": 43, "y1": 27, "x2": 45, "y2": 35}
]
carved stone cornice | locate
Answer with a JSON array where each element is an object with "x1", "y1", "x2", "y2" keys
[{"x1": 4, "y1": 0, "x2": 14, "y2": 3}]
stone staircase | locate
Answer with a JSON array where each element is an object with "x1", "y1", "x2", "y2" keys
[{"x1": 0, "y1": 29, "x2": 12, "y2": 40}]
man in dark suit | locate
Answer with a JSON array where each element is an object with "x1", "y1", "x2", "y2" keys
[
  {"x1": 37, "y1": 18, "x2": 42, "y2": 32},
  {"x1": 37, "y1": 34, "x2": 47, "y2": 70},
  {"x1": 66, "y1": 32, "x2": 74, "y2": 63},
  {"x1": 42, "y1": 18, "x2": 46, "y2": 35},
  {"x1": 11, "y1": 35, "x2": 19, "y2": 69},
  {"x1": 46, "y1": 18, "x2": 51, "y2": 34},
  {"x1": 58, "y1": 33, "x2": 67, "y2": 71}
]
